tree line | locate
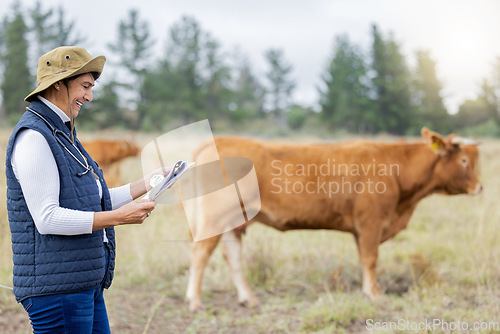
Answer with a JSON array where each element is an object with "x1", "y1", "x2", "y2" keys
[{"x1": 1, "y1": 1, "x2": 499, "y2": 136}]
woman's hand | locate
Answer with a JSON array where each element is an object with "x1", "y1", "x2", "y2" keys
[
  {"x1": 93, "y1": 199, "x2": 156, "y2": 230},
  {"x1": 114, "y1": 199, "x2": 156, "y2": 225},
  {"x1": 130, "y1": 167, "x2": 173, "y2": 200},
  {"x1": 144, "y1": 167, "x2": 172, "y2": 190}
]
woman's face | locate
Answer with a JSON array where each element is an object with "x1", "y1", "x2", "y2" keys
[{"x1": 62, "y1": 73, "x2": 95, "y2": 118}]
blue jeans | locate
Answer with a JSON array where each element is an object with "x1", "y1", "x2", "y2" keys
[{"x1": 21, "y1": 246, "x2": 111, "y2": 334}]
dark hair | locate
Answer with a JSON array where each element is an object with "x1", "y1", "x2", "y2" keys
[{"x1": 62, "y1": 72, "x2": 99, "y2": 87}]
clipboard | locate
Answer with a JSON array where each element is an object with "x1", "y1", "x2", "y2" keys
[{"x1": 145, "y1": 160, "x2": 195, "y2": 201}]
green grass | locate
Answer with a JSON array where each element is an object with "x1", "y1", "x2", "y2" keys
[
  {"x1": 1, "y1": 131, "x2": 499, "y2": 333},
  {"x1": 301, "y1": 292, "x2": 377, "y2": 331}
]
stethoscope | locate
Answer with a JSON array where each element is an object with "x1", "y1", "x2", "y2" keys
[{"x1": 27, "y1": 107, "x2": 95, "y2": 177}]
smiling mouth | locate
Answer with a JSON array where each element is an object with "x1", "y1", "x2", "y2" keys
[{"x1": 76, "y1": 101, "x2": 83, "y2": 108}]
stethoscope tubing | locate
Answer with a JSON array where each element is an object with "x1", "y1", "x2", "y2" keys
[{"x1": 26, "y1": 107, "x2": 93, "y2": 177}]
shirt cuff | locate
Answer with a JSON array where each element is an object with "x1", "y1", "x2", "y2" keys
[{"x1": 109, "y1": 183, "x2": 133, "y2": 209}]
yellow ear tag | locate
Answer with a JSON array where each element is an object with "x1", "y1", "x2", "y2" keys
[{"x1": 431, "y1": 142, "x2": 439, "y2": 151}]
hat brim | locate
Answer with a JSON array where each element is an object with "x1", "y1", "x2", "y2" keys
[{"x1": 25, "y1": 55, "x2": 106, "y2": 102}]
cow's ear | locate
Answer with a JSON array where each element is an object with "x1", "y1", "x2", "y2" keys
[{"x1": 421, "y1": 127, "x2": 447, "y2": 155}]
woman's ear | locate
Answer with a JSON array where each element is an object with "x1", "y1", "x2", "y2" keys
[{"x1": 53, "y1": 82, "x2": 61, "y2": 91}]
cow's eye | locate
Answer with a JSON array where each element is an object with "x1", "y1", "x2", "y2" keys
[{"x1": 461, "y1": 156, "x2": 469, "y2": 168}]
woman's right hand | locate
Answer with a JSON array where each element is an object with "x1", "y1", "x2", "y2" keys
[
  {"x1": 93, "y1": 199, "x2": 157, "y2": 230},
  {"x1": 115, "y1": 199, "x2": 157, "y2": 225}
]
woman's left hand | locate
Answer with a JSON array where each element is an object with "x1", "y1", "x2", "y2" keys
[
  {"x1": 144, "y1": 167, "x2": 172, "y2": 190},
  {"x1": 130, "y1": 167, "x2": 173, "y2": 200}
]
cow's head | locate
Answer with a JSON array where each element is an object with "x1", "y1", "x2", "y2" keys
[{"x1": 422, "y1": 127, "x2": 482, "y2": 195}]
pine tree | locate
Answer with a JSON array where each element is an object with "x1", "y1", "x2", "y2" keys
[
  {"x1": 371, "y1": 24, "x2": 414, "y2": 134},
  {"x1": 139, "y1": 16, "x2": 205, "y2": 130},
  {"x1": 52, "y1": 6, "x2": 85, "y2": 46},
  {"x1": 481, "y1": 79, "x2": 499, "y2": 129},
  {"x1": 108, "y1": 8, "x2": 154, "y2": 113},
  {"x1": 413, "y1": 50, "x2": 450, "y2": 133},
  {"x1": 1, "y1": 1, "x2": 32, "y2": 124},
  {"x1": 108, "y1": 9, "x2": 154, "y2": 77},
  {"x1": 202, "y1": 35, "x2": 232, "y2": 122},
  {"x1": 482, "y1": 57, "x2": 500, "y2": 128},
  {"x1": 29, "y1": 1, "x2": 54, "y2": 65},
  {"x1": 227, "y1": 52, "x2": 265, "y2": 123},
  {"x1": 264, "y1": 48, "x2": 295, "y2": 125},
  {"x1": 0, "y1": 17, "x2": 5, "y2": 122},
  {"x1": 319, "y1": 34, "x2": 373, "y2": 133},
  {"x1": 27, "y1": 2, "x2": 84, "y2": 61}
]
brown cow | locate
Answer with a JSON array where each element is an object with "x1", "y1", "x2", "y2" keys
[
  {"x1": 185, "y1": 127, "x2": 482, "y2": 311},
  {"x1": 82, "y1": 137, "x2": 140, "y2": 186}
]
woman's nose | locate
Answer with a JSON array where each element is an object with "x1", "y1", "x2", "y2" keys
[{"x1": 85, "y1": 89, "x2": 93, "y2": 102}]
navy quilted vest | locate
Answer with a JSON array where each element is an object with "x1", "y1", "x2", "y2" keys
[{"x1": 5, "y1": 100, "x2": 116, "y2": 302}]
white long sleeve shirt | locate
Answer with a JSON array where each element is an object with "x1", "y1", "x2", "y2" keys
[{"x1": 11, "y1": 96, "x2": 132, "y2": 237}]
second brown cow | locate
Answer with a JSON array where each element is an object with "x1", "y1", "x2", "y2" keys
[{"x1": 82, "y1": 137, "x2": 140, "y2": 187}]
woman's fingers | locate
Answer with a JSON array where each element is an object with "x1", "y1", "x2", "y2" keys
[{"x1": 118, "y1": 200, "x2": 156, "y2": 225}]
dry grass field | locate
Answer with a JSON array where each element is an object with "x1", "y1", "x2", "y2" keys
[{"x1": 0, "y1": 129, "x2": 499, "y2": 333}]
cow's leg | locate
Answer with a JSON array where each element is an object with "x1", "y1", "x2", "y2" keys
[
  {"x1": 220, "y1": 230, "x2": 259, "y2": 307},
  {"x1": 354, "y1": 230, "x2": 382, "y2": 299},
  {"x1": 186, "y1": 234, "x2": 222, "y2": 312}
]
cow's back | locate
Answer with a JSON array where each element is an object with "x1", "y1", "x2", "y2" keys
[{"x1": 206, "y1": 136, "x2": 394, "y2": 232}]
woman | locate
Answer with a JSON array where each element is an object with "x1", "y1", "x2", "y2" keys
[{"x1": 5, "y1": 46, "x2": 167, "y2": 333}]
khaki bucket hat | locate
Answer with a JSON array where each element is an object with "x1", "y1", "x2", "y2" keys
[{"x1": 25, "y1": 46, "x2": 106, "y2": 102}]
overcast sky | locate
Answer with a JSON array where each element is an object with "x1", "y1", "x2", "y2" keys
[{"x1": 18, "y1": 0, "x2": 500, "y2": 114}]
